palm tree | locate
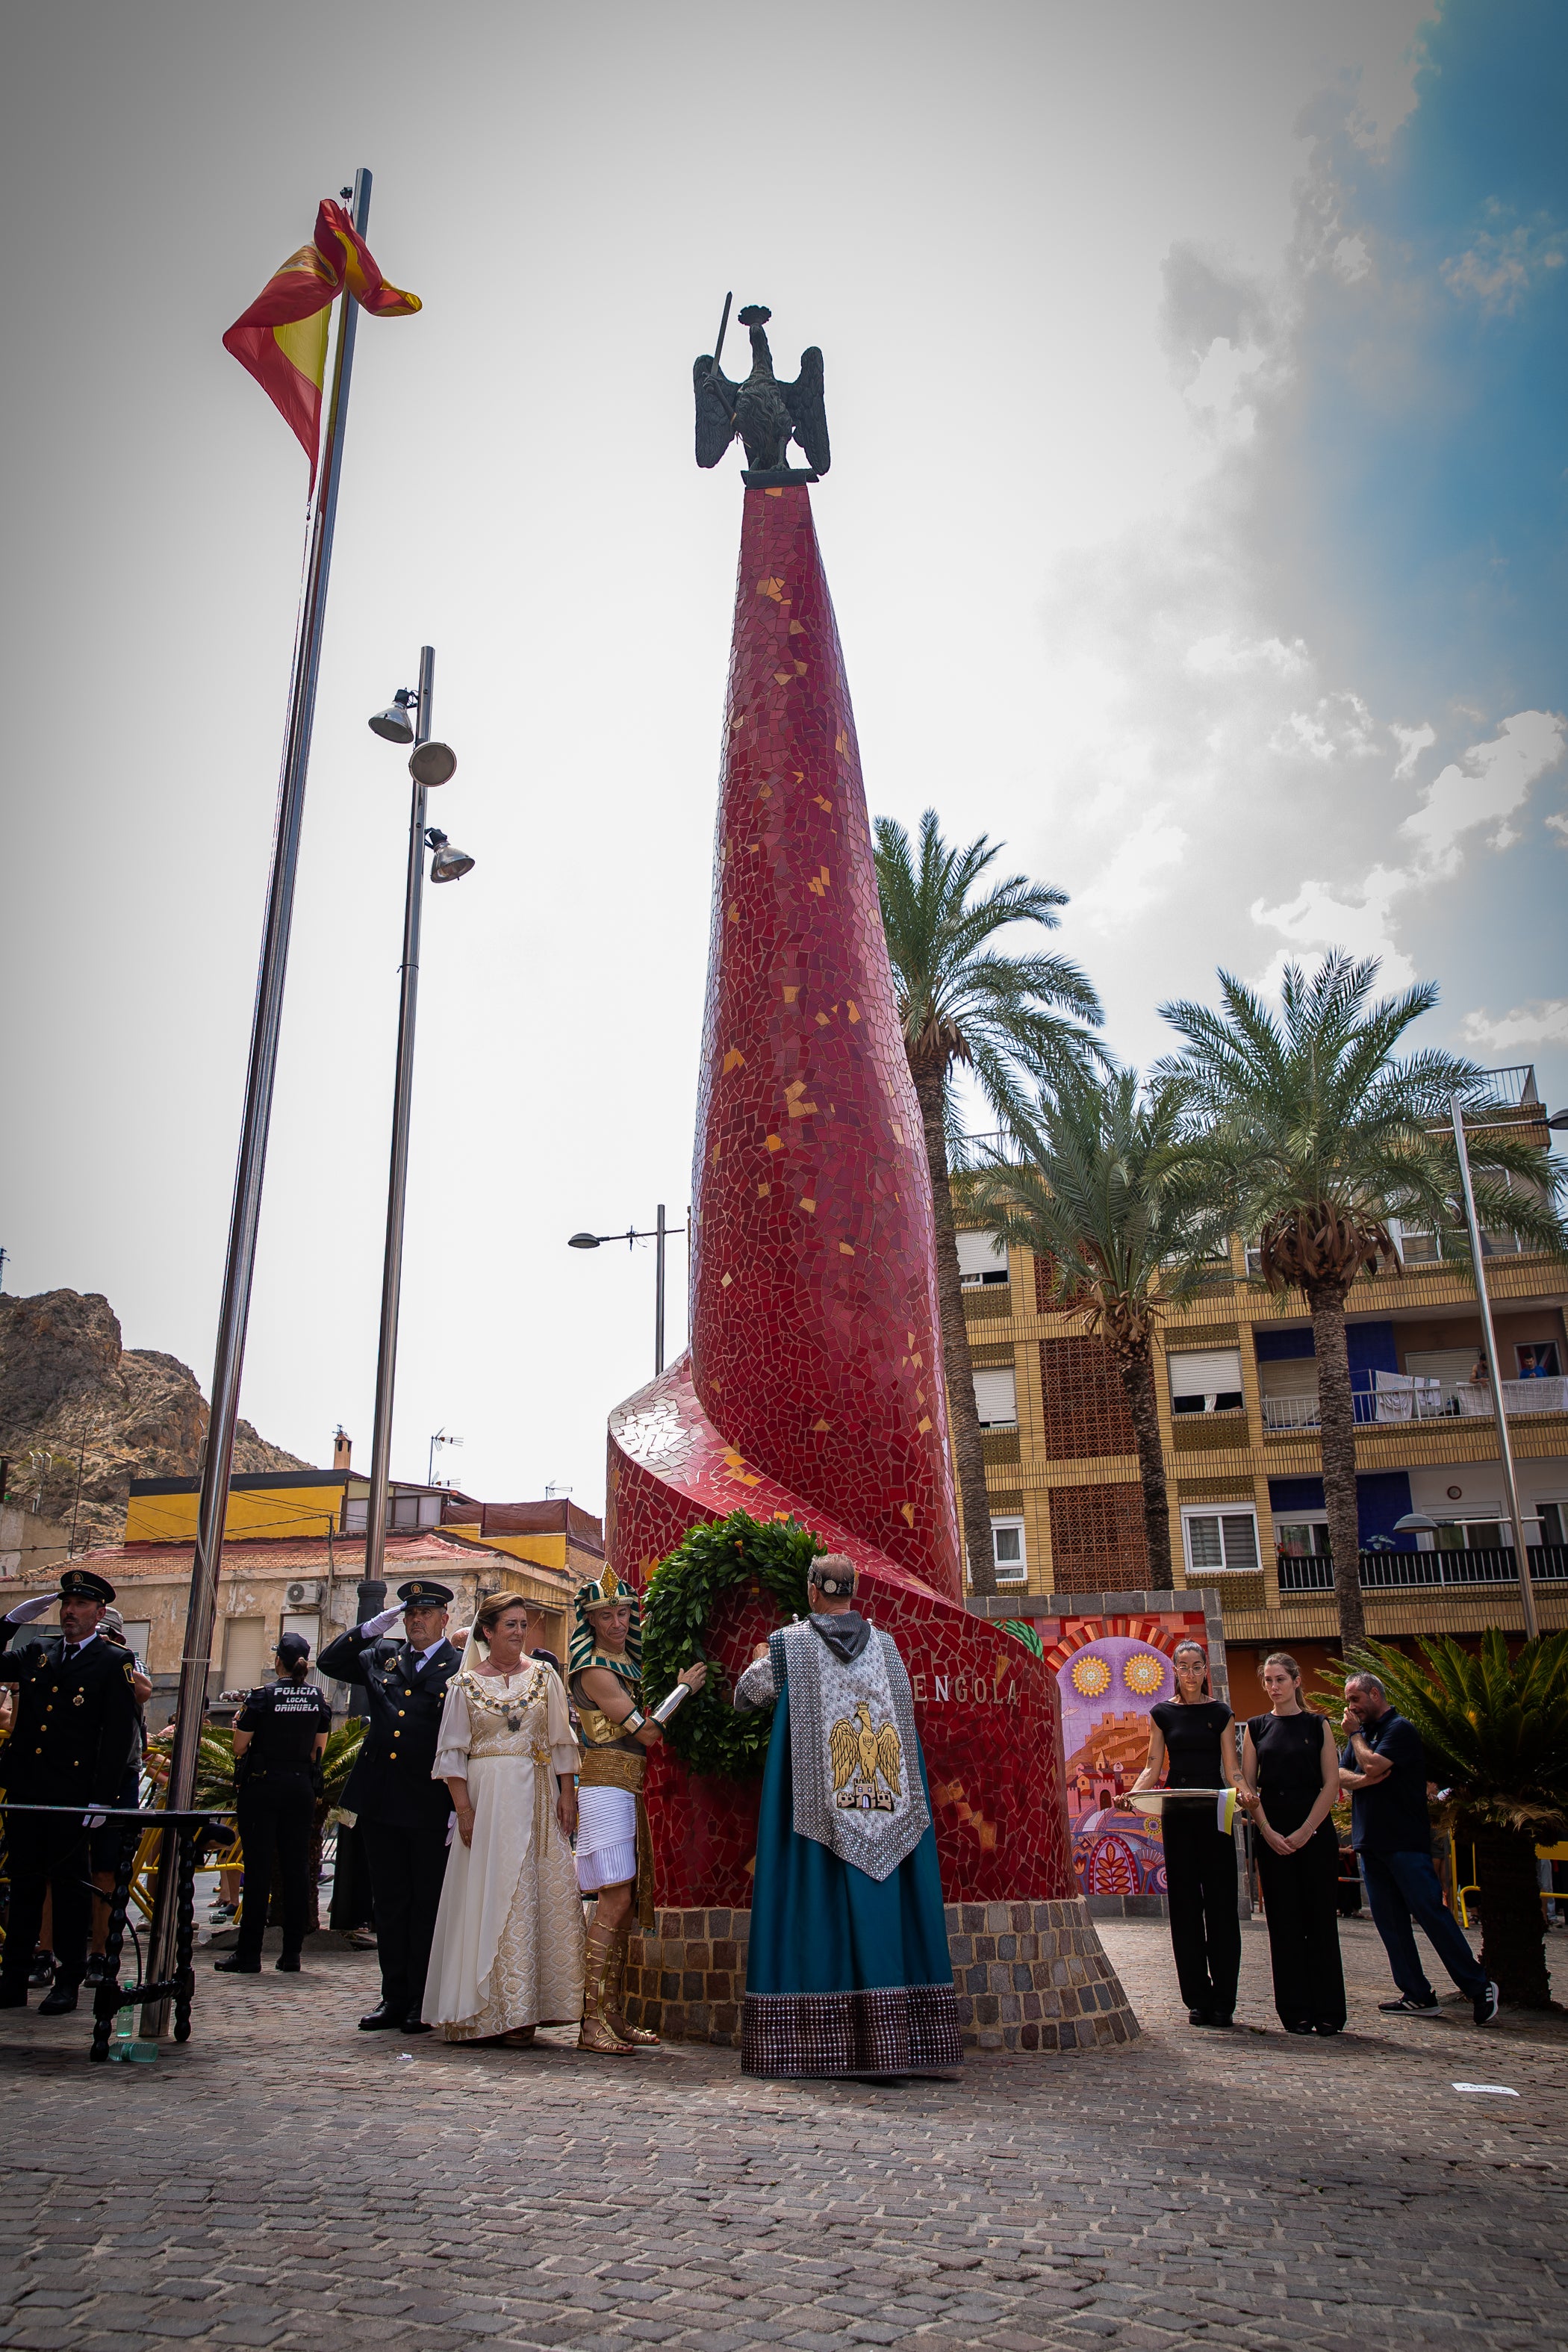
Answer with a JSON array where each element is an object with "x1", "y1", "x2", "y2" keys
[
  {"x1": 974, "y1": 1068, "x2": 1230, "y2": 1587},
  {"x1": 874, "y1": 809, "x2": 1103, "y2": 1597},
  {"x1": 1157, "y1": 952, "x2": 1564, "y2": 1644},
  {"x1": 1319, "y1": 1631, "x2": 1568, "y2": 2009}
]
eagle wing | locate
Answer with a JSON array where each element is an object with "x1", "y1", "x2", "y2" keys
[
  {"x1": 827, "y1": 1715, "x2": 861, "y2": 1791},
  {"x1": 874, "y1": 1720, "x2": 903, "y2": 1798},
  {"x1": 694, "y1": 357, "x2": 740, "y2": 468},
  {"x1": 781, "y1": 346, "x2": 830, "y2": 476}
]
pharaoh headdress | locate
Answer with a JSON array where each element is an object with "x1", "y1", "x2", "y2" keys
[{"x1": 568, "y1": 1562, "x2": 643, "y2": 1693}]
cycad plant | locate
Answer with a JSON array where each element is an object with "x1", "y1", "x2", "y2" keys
[
  {"x1": 974, "y1": 1069, "x2": 1228, "y2": 1587},
  {"x1": 1320, "y1": 1631, "x2": 1568, "y2": 2008},
  {"x1": 874, "y1": 809, "x2": 1103, "y2": 1596},
  {"x1": 1158, "y1": 953, "x2": 1564, "y2": 1643}
]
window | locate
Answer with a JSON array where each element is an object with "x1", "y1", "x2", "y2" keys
[
  {"x1": 991, "y1": 1518, "x2": 1027, "y2": 1584},
  {"x1": 1393, "y1": 1220, "x2": 1442, "y2": 1266},
  {"x1": 1274, "y1": 1518, "x2": 1329, "y2": 1557},
  {"x1": 1168, "y1": 1347, "x2": 1244, "y2": 1415},
  {"x1": 956, "y1": 1229, "x2": 1009, "y2": 1287},
  {"x1": 117, "y1": 1620, "x2": 153, "y2": 1667},
  {"x1": 1537, "y1": 1503, "x2": 1566, "y2": 1548},
  {"x1": 1435, "y1": 1519, "x2": 1506, "y2": 1552},
  {"x1": 973, "y1": 1366, "x2": 1018, "y2": 1428},
  {"x1": 1516, "y1": 1343, "x2": 1562, "y2": 1378},
  {"x1": 1183, "y1": 1509, "x2": 1260, "y2": 1573},
  {"x1": 1258, "y1": 1357, "x2": 1319, "y2": 1430},
  {"x1": 220, "y1": 1617, "x2": 267, "y2": 1691}
]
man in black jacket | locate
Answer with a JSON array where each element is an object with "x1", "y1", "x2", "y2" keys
[
  {"x1": 0, "y1": 1568, "x2": 140, "y2": 2015},
  {"x1": 318, "y1": 1578, "x2": 458, "y2": 2033}
]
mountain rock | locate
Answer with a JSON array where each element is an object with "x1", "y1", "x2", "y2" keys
[{"x1": 0, "y1": 1289, "x2": 308, "y2": 1552}]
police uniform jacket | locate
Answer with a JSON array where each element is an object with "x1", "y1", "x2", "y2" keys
[
  {"x1": 235, "y1": 1679, "x2": 334, "y2": 1781},
  {"x1": 0, "y1": 1625, "x2": 140, "y2": 1809},
  {"x1": 317, "y1": 1628, "x2": 458, "y2": 1832}
]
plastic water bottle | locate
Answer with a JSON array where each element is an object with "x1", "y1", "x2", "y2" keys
[{"x1": 107, "y1": 1984, "x2": 157, "y2": 2065}]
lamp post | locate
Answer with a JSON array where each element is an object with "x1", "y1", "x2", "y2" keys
[
  {"x1": 361, "y1": 649, "x2": 476, "y2": 1619},
  {"x1": 1450, "y1": 1091, "x2": 1539, "y2": 1640},
  {"x1": 568, "y1": 1205, "x2": 687, "y2": 1374}
]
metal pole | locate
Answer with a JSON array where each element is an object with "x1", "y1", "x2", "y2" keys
[
  {"x1": 363, "y1": 645, "x2": 435, "y2": 1598},
  {"x1": 654, "y1": 1203, "x2": 667, "y2": 1375},
  {"x1": 1451, "y1": 1092, "x2": 1539, "y2": 1640},
  {"x1": 144, "y1": 169, "x2": 375, "y2": 2030}
]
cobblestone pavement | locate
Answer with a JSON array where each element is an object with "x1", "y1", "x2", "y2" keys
[{"x1": 1, "y1": 1916, "x2": 1565, "y2": 2351}]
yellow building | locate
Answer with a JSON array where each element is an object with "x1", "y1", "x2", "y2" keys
[{"x1": 954, "y1": 1064, "x2": 1568, "y2": 1692}]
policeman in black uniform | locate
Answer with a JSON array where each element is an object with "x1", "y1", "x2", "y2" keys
[
  {"x1": 0, "y1": 1567, "x2": 139, "y2": 2015},
  {"x1": 214, "y1": 1632, "x2": 333, "y2": 1976},
  {"x1": 318, "y1": 1578, "x2": 458, "y2": 2032}
]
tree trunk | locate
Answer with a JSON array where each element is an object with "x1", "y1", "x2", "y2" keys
[
  {"x1": 912, "y1": 1063, "x2": 998, "y2": 1599},
  {"x1": 1121, "y1": 1344, "x2": 1172, "y2": 1588},
  {"x1": 1470, "y1": 1822, "x2": 1551, "y2": 2008},
  {"x1": 1307, "y1": 1282, "x2": 1364, "y2": 1648}
]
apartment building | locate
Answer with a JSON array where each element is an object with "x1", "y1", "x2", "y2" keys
[{"x1": 956, "y1": 1064, "x2": 1567, "y2": 1693}]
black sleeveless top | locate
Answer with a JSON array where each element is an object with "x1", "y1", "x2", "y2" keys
[
  {"x1": 1150, "y1": 1699, "x2": 1232, "y2": 1788},
  {"x1": 1248, "y1": 1709, "x2": 1332, "y2": 1838}
]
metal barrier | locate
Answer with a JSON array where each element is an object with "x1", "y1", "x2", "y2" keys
[{"x1": 0, "y1": 1802, "x2": 231, "y2": 2062}]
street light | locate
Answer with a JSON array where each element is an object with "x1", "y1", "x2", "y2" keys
[
  {"x1": 360, "y1": 646, "x2": 477, "y2": 1616},
  {"x1": 1450, "y1": 1090, "x2": 1539, "y2": 1640},
  {"x1": 568, "y1": 1204, "x2": 687, "y2": 1374}
]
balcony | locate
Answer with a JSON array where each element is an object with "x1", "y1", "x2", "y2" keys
[
  {"x1": 1277, "y1": 1546, "x2": 1568, "y2": 1592},
  {"x1": 1260, "y1": 1375, "x2": 1568, "y2": 1433}
]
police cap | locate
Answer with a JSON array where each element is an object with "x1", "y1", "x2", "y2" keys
[
  {"x1": 59, "y1": 1567, "x2": 116, "y2": 1605},
  {"x1": 276, "y1": 1631, "x2": 312, "y2": 1663},
  {"x1": 397, "y1": 1580, "x2": 454, "y2": 1608}
]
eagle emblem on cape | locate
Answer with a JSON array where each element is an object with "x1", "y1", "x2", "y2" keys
[{"x1": 828, "y1": 1702, "x2": 902, "y2": 1811}]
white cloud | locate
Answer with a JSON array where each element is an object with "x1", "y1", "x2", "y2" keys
[
  {"x1": 1391, "y1": 722, "x2": 1435, "y2": 780},
  {"x1": 1440, "y1": 210, "x2": 1568, "y2": 314},
  {"x1": 1251, "y1": 867, "x2": 1413, "y2": 988},
  {"x1": 1267, "y1": 691, "x2": 1378, "y2": 761},
  {"x1": 1400, "y1": 709, "x2": 1566, "y2": 876},
  {"x1": 1072, "y1": 811, "x2": 1189, "y2": 936},
  {"x1": 1183, "y1": 630, "x2": 1309, "y2": 679},
  {"x1": 1548, "y1": 811, "x2": 1568, "y2": 848},
  {"x1": 1462, "y1": 1001, "x2": 1568, "y2": 1056}
]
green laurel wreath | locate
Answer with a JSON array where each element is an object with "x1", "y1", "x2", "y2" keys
[{"x1": 641, "y1": 1509, "x2": 825, "y2": 1779}]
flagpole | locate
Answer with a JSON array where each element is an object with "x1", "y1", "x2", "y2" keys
[{"x1": 143, "y1": 167, "x2": 374, "y2": 2032}]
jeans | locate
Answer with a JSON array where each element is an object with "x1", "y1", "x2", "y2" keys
[{"x1": 1360, "y1": 1847, "x2": 1487, "y2": 2002}]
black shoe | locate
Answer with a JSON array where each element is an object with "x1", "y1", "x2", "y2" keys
[
  {"x1": 1284, "y1": 2020, "x2": 1314, "y2": 2035},
  {"x1": 83, "y1": 1955, "x2": 110, "y2": 1988},
  {"x1": 1313, "y1": 2022, "x2": 1343, "y2": 2036},
  {"x1": 1187, "y1": 2006, "x2": 1211, "y2": 2026},
  {"x1": 1209, "y1": 2012, "x2": 1235, "y2": 2029},
  {"x1": 275, "y1": 1953, "x2": 301, "y2": 1973},
  {"x1": 213, "y1": 1955, "x2": 262, "y2": 1975},
  {"x1": 358, "y1": 2002, "x2": 405, "y2": 2030},
  {"x1": 1473, "y1": 1979, "x2": 1501, "y2": 2026},
  {"x1": 28, "y1": 1952, "x2": 55, "y2": 1988},
  {"x1": 38, "y1": 1982, "x2": 79, "y2": 2016},
  {"x1": 401, "y1": 2015, "x2": 432, "y2": 2035},
  {"x1": 0, "y1": 1985, "x2": 28, "y2": 2009}
]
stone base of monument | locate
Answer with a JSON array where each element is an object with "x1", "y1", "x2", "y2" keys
[{"x1": 624, "y1": 1898, "x2": 1140, "y2": 2056}]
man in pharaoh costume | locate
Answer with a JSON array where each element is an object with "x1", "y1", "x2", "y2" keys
[
  {"x1": 732, "y1": 1555, "x2": 960, "y2": 2079},
  {"x1": 570, "y1": 1566, "x2": 708, "y2": 2055}
]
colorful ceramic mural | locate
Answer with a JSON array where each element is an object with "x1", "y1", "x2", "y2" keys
[{"x1": 1045, "y1": 1613, "x2": 1216, "y2": 1900}]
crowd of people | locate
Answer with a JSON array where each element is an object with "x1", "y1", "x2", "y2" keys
[
  {"x1": 0, "y1": 1569, "x2": 1505, "y2": 2061},
  {"x1": 1124, "y1": 1643, "x2": 1500, "y2": 2032}
]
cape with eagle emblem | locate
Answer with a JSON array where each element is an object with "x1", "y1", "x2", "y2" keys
[{"x1": 741, "y1": 1620, "x2": 928, "y2": 1883}]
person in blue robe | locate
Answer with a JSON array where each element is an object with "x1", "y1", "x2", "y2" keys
[{"x1": 732, "y1": 1555, "x2": 959, "y2": 2078}]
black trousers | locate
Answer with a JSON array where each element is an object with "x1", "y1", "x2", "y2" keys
[
  {"x1": 1255, "y1": 1822, "x2": 1346, "y2": 2027},
  {"x1": 359, "y1": 1816, "x2": 449, "y2": 2020},
  {"x1": 1, "y1": 1812, "x2": 93, "y2": 1988},
  {"x1": 1164, "y1": 1814, "x2": 1241, "y2": 2015},
  {"x1": 235, "y1": 1774, "x2": 316, "y2": 1961}
]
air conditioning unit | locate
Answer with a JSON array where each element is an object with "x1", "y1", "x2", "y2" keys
[{"x1": 285, "y1": 1580, "x2": 322, "y2": 1608}]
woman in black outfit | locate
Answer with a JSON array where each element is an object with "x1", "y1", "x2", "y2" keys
[
  {"x1": 1130, "y1": 1640, "x2": 1242, "y2": 2028},
  {"x1": 1239, "y1": 1650, "x2": 1345, "y2": 2035}
]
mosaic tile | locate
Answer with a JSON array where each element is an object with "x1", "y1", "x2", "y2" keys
[{"x1": 606, "y1": 485, "x2": 1078, "y2": 1911}]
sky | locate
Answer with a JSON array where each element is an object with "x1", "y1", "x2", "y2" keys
[{"x1": 1, "y1": 0, "x2": 1564, "y2": 1515}]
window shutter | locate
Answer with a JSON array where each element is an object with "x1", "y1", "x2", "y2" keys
[
  {"x1": 956, "y1": 1229, "x2": 1009, "y2": 1283},
  {"x1": 972, "y1": 1367, "x2": 1018, "y2": 1426},
  {"x1": 1168, "y1": 1348, "x2": 1242, "y2": 1401}
]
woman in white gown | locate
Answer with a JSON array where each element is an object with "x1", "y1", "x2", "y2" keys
[{"x1": 423, "y1": 1592, "x2": 585, "y2": 2045}]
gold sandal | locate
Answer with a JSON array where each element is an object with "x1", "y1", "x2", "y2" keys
[
  {"x1": 605, "y1": 1926, "x2": 659, "y2": 2047},
  {"x1": 577, "y1": 1923, "x2": 635, "y2": 2056}
]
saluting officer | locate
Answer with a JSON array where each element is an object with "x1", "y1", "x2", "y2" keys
[
  {"x1": 0, "y1": 1567, "x2": 140, "y2": 2015},
  {"x1": 214, "y1": 1632, "x2": 333, "y2": 1976},
  {"x1": 318, "y1": 1578, "x2": 459, "y2": 2034}
]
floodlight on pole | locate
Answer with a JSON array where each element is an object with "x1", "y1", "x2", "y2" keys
[
  {"x1": 369, "y1": 688, "x2": 417, "y2": 744},
  {"x1": 566, "y1": 1205, "x2": 687, "y2": 1373},
  {"x1": 426, "y1": 828, "x2": 475, "y2": 883}
]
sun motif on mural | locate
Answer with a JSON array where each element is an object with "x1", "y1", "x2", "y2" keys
[
  {"x1": 1123, "y1": 1652, "x2": 1166, "y2": 1697},
  {"x1": 1070, "y1": 1653, "x2": 1112, "y2": 1697}
]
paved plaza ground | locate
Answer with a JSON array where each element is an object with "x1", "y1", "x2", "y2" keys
[{"x1": 1, "y1": 1914, "x2": 1565, "y2": 2352}]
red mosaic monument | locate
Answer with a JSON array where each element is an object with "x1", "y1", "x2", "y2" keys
[{"x1": 606, "y1": 334, "x2": 1134, "y2": 2051}]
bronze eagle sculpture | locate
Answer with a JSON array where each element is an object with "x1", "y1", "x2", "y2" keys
[{"x1": 693, "y1": 300, "x2": 830, "y2": 481}]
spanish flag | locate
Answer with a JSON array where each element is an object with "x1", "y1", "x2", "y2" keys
[{"x1": 223, "y1": 199, "x2": 420, "y2": 481}]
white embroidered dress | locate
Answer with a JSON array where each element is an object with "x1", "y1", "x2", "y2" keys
[{"x1": 423, "y1": 1662, "x2": 585, "y2": 2039}]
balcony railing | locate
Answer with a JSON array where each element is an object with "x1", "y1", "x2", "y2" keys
[
  {"x1": 1260, "y1": 1376, "x2": 1567, "y2": 1433},
  {"x1": 1277, "y1": 1546, "x2": 1568, "y2": 1592}
]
